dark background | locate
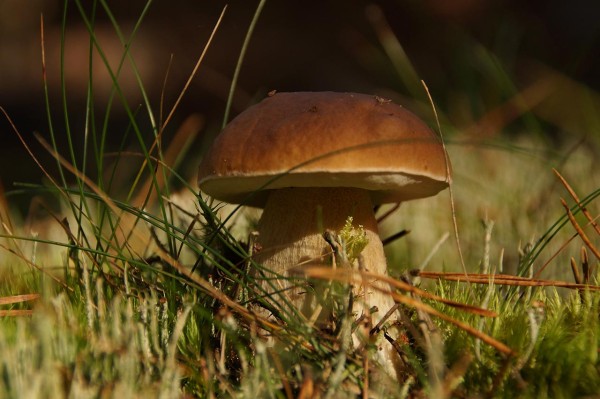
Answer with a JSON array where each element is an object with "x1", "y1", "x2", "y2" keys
[{"x1": 1, "y1": 0, "x2": 598, "y2": 193}]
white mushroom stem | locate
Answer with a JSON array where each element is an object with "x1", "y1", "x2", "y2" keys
[{"x1": 254, "y1": 187, "x2": 402, "y2": 376}]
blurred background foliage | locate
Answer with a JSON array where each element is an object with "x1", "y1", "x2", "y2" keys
[{"x1": 0, "y1": 0, "x2": 598, "y2": 203}]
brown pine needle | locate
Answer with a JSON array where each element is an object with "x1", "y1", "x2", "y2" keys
[
  {"x1": 0, "y1": 294, "x2": 40, "y2": 317},
  {"x1": 561, "y1": 198, "x2": 600, "y2": 262},
  {"x1": 161, "y1": 6, "x2": 227, "y2": 132},
  {"x1": 295, "y1": 266, "x2": 513, "y2": 355},
  {"x1": 296, "y1": 266, "x2": 497, "y2": 317},
  {"x1": 418, "y1": 271, "x2": 600, "y2": 291},
  {"x1": 133, "y1": 113, "x2": 205, "y2": 208},
  {"x1": 554, "y1": 169, "x2": 600, "y2": 236},
  {"x1": 390, "y1": 289, "x2": 513, "y2": 355},
  {"x1": 295, "y1": 266, "x2": 515, "y2": 356}
]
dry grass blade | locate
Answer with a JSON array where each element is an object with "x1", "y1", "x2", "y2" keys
[
  {"x1": 421, "y1": 80, "x2": 473, "y2": 304},
  {"x1": 561, "y1": 198, "x2": 600, "y2": 262},
  {"x1": 133, "y1": 113, "x2": 205, "y2": 208},
  {"x1": 161, "y1": 6, "x2": 227, "y2": 132},
  {"x1": 554, "y1": 168, "x2": 600, "y2": 236},
  {"x1": 0, "y1": 294, "x2": 40, "y2": 306},
  {"x1": 126, "y1": 6, "x2": 225, "y2": 210},
  {"x1": 534, "y1": 228, "x2": 589, "y2": 279},
  {"x1": 418, "y1": 271, "x2": 600, "y2": 291},
  {"x1": 0, "y1": 294, "x2": 40, "y2": 317}
]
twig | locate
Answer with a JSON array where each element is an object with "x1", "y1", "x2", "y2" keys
[
  {"x1": 381, "y1": 229, "x2": 410, "y2": 247},
  {"x1": 370, "y1": 303, "x2": 400, "y2": 336},
  {"x1": 376, "y1": 203, "x2": 401, "y2": 224}
]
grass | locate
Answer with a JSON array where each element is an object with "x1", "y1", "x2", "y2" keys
[{"x1": 1, "y1": 1, "x2": 599, "y2": 398}]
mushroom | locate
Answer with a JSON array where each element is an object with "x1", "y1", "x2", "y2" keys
[{"x1": 198, "y1": 91, "x2": 450, "y2": 375}]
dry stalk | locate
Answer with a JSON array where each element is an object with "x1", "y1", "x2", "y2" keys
[{"x1": 376, "y1": 203, "x2": 401, "y2": 224}]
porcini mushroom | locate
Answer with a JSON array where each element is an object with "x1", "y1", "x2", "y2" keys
[{"x1": 198, "y1": 91, "x2": 450, "y2": 375}]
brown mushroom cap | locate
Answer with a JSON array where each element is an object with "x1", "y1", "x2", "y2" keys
[{"x1": 198, "y1": 91, "x2": 450, "y2": 207}]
